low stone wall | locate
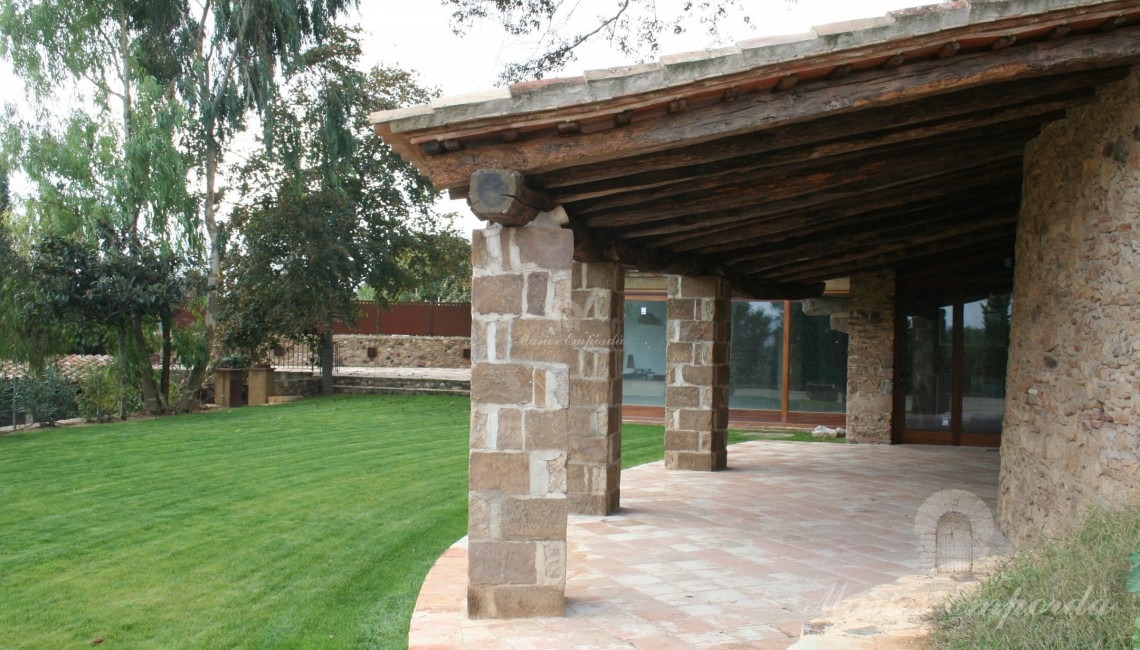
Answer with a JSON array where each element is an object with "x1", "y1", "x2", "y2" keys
[
  {"x1": 334, "y1": 335, "x2": 471, "y2": 368},
  {"x1": 274, "y1": 371, "x2": 320, "y2": 397}
]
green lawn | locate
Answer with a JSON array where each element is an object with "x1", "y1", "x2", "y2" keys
[
  {"x1": 1, "y1": 395, "x2": 818, "y2": 648},
  {"x1": 1, "y1": 395, "x2": 468, "y2": 649}
]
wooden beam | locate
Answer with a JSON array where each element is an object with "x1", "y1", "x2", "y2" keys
[
  {"x1": 579, "y1": 133, "x2": 1029, "y2": 229},
  {"x1": 608, "y1": 161, "x2": 1023, "y2": 242},
  {"x1": 467, "y1": 170, "x2": 554, "y2": 226},
  {"x1": 545, "y1": 96, "x2": 1081, "y2": 206},
  {"x1": 743, "y1": 216, "x2": 1018, "y2": 281},
  {"x1": 678, "y1": 183, "x2": 1021, "y2": 259},
  {"x1": 718, "y1": 195, "x2": 1021, "y2": 267},
  {"x1": 535, "y1": 67, "x2": 1126, "y2": 194},
  {"x1": 414, "y1": 27, "x2": 1140, "y2": 189},
  {"x1": 767, "y1": 229, "x2": 1017, "y2": 285},
  {"x1": 571, "y1": 118, "x2": 1043, "y2": 219}
]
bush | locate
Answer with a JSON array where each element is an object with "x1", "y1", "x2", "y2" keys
[
  {"x1": 17, "y1": 366, "x2": 78, "y2": 426},
  {"x1": 77, "y1": 365, "x2": 121, "y2": 423},
  {"x1": 929, "y1": 502, "x2": 1140, "y2": 650}
]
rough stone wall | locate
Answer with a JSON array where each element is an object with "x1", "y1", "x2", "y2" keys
[
  {"x1": 332, "y1": 334, "x2": 471, "y2": 368},
  {"x1": 846, "y1": 270, "x2": 895, "y2": 443},
  {"x1": 467, "y1": 215, "x2": 573, "y2": 619},
  {"x1": 998, "y1": 68, "x2": 1140, "y2": 547},
  {"x1": 567, "y1": 262, "x2": 624, "y2": 515},
  {"x1": 664, "y1": 275, "x2": 731, "y2": 471}
]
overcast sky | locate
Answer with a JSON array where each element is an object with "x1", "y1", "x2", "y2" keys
[{"x1": 1, "y1": 0, "x2": 922, "y2": 236}]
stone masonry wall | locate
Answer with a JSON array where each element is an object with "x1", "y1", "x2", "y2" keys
[
  {"x1": 321, "y1": 335, "x2": 471, "y2": 368},
  {"x1": 998, "y1": 68, "x2": 1140, "y2": 547},
  {"x1": 846, "y1": 270, "x2": 895, "y2": 443},
  {"x1": 467, "y1": 215, "x2": 574, "y2": 619},
  {"x1": 664, "y1": 275, "x2": 731, "y2": 471}
]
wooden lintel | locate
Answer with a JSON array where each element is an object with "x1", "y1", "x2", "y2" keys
[
  {"x1": 570, "y1": 224, "x2": 718, "y2": 277},
  {"x1": 408, "y1": 27, "x2": 1140, "y2": 189},
  {"x1": 468, "y1": 170, "x2": 554, "y2": 226}
]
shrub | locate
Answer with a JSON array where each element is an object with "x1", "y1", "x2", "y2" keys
[
  {"x1": 77, "y1": 365, "x2": 121, "y2": 423},
  {"x1": 929, "y1": 502, "x2": 1140, "y2": 650},
  {"x1": 17, "y1": 365, "x2": 78, "y2": 426}
]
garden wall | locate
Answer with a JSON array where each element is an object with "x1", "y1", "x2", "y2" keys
[{"x1": 333, "y1": 335, "x2": 471, "y2": 368}]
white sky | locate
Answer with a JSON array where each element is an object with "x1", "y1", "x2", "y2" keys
[{"x1": 1, "y1": 0, "x2": 923, "y2": 237}]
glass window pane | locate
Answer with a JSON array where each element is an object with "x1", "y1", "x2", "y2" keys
[
  {"x1": 788, "y1": 303, "x2": 849, "y2": 413},
  {"x1": 621, "y1": 300, "x2": 666, "y2": 406},
  {"x1": 961, "y1": 292, "x2": 1011, "y2": 434},
  {"x1": 903, "y1": 295, "x2": 954, "y2": 432},
  {"x1": 729, "y1": 301, "x2": 784, "y2": 411}
]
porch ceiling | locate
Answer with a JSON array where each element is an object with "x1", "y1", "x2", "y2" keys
[{"x1": 371, "y1": 0, "x2": 1140, "y2": 299}]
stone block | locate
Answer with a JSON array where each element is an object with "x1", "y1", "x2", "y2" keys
[
  {"x1": 468, "y1": 540, "x2": 537, "y2": 584},
  {"x1": 679, "y1": 408, "x2": 714, "y2": 431},
  {"x1": 500, "y1": 497, "x2": 568, "y2": 541},
  {"x1": 515, "y1": 224, "x2": 574, "y2": 270},
  {"x1": 471, "y1": 363, "x2": 534, "y2": 405},
  {"x1": 468, "y1": 493, "x2": 492, "y2": 539},
  {"x1": 526, "y1": 272, "x2": 549, "y2": 316},
  {"x1": 569, "y1": 435, "x2": 608, "y2": 464},
  {"x1": 570, "y1": 379, "x2": 611, "y2": 406},
  {"x1": 524, "y1": 409, "x2": 568, "y2": 450},
  {"x1": 498, "y1": 408, "x2": 524, "y2": 450},
  {"x1": 665, "y1": 385, "x2": 700, "y2": 408},
  {"x1": 666, "y1": 343, "x2": 694, "y2": 364},
  {"x1": 512, "y1": 320, "x2": 569, "y2": 363},
  {"x1": 473, "y1": 274, "x2": 524, "y2": 315},
  {"x1": 678, "y1": 320, "x2": 716, "y2": 343},
  {"x1": 492, "y1": 585, "x2": 565, "y2": 618},
  {"x1": 667, "y1": 298, "x2": 696, "y2": 321},
  {"x1": 681, "y1": 365, "x2": 714, "y2": 387},
  {"x1": 470, "y1": 451, "x2": 530, "y2": 494},
  {"x1": 665, "y1": 429, "x2": 699, "y2": 452}
]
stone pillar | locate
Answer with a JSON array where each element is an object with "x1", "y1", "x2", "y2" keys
[
  {"x1": 467, "y1": 213, "x2": 573, "y2": 619},
  {"x1": 846, "y1": 270, "x2": 895, "y2": 443},
  {"x1": 568, "y1": 262, "x2": 624, "y2": 515},
  {"x1": 247, "y1": 367, "x2": 275, "y2": 405},
  {"x1": 213, "y1": 368, "x2": 243, "y2": 408},
  {"x1": 998, "y1": 68, "x2": 1140, "y2": 547},
  {"x1": 664, "y1": 275, "x2": 731, "y2": 471}
]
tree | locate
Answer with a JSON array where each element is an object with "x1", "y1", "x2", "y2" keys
[
  {"x1": 447, "y1": 0, "x2": 761, "y2": 82},
  {"x1": 394, "y1": 227, "x2": 472, "y2": 303},
  {"x1": 222, "y1": 27, "x2": 446, "y2": 394}
]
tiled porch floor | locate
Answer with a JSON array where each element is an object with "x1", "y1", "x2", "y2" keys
[{"x1": 409, "y1": 441, "x2": 1006, "y2": 649}]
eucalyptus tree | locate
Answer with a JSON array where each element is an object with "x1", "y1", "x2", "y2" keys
[{"x1": 223, "y1": 27, "x2": 445, "y2": 394}]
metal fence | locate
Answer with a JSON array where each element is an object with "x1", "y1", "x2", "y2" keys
[
  {"x1": 267, "y1": 341, "x2": 343, "y2": 371},
  {"x1": 333, "y1": 302, "x2": 471, "y2": 337}
]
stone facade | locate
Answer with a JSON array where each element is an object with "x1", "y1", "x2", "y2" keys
[
  {"x1": 845, "y1": 270, "x2": 895, "y2": 444},
  {"x1": 664, "y1": 275, "x2": 731, "y2": 471},
  {"x1": 998, "y1": 68, "x2": 1140, "y2": 546},
  {"x1": 468, "y1": 213, "x2": 631, "y2": 618},
  {"x1": 567, "y1": 262, "x2": 624, "y2": 515},
  {"x1": 331, "y1": 334, "x2": 470, "y2": 368}
]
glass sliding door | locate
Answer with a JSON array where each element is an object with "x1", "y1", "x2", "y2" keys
[{"x1": 896, "y1": 279, "x2": 1012, "y2": 446}]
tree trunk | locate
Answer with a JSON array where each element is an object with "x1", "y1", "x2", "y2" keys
[
  {"x1": 117, "y1": 325, "x2": 129, "y2": 421},
  {"x1": 160, "y1": 314, "x2": 172, "y2": 404},
  {"x1": 131, "y1": 317, "x2": 165, "y2": 415},
  {"x1": 320, "y1": 324, "x2": 334, "y2": 396}
]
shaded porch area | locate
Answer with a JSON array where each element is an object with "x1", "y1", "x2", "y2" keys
[{"x1": 409, "y1": 441, "x2": 1005, "y2": 649}]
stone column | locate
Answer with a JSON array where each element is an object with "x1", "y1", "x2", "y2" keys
[
  {"x1": 998, "y1": 68, "x2": 1140, "y2": 546},
  {"x1": 664, "y1": 275, "x2": 731, "y2": 471},
  {"x1": 467, "y1": 213, "x2": 573, "y2": 619},
  {"x1": 846, "y1": 270, "x2": 895, "y2": 443},
  {"x1": 246, "y1": 367, "x2": 275, "y2": 405},
  {"x1": 568, "y1": 262, "x2": 624, "y2": 515}
]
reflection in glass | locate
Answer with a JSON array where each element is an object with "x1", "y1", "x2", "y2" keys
[
  {"x1": 904, "y1": 297, "x2": 953, "y2": 431},
  {"x1": 622, "y1": 300, "x2": 666, "y2": 405},
  {"x1": 789, "y1": 303, "x2": 849, "y2": 413},
  {"x1": 728, "y1": 301, "x2": 784, "y2": 410},
  {"x1": 961, "y1": 292, "x2": 1011, "y2": 434}
]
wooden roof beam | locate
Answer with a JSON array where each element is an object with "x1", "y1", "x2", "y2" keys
[{"x1": 418, "y1": 27, "x2": 1140, "y2": 189}]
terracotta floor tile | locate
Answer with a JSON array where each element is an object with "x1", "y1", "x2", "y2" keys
[{"x1": 407, "y1": 442, "x2": 1001, "y2": 648}]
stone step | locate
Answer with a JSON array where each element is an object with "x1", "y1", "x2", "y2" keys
[
  {"x1": 267, "y1": 395, "x2": 305, "y2": 404},
  {"x1": 333, "y1": 385, "x2": 471, "y2": 398}
]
